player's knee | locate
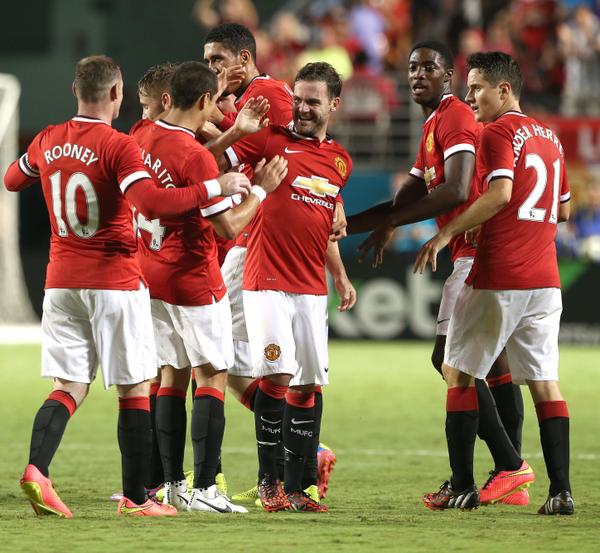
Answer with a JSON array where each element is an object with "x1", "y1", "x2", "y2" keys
[{"x1": 52, "y1": 379, "x2": 89, "y2": 407}]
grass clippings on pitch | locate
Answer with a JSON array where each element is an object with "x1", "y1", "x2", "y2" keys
[{"x1": 0, "y1": 342, "x2": 598, "y2": 553}]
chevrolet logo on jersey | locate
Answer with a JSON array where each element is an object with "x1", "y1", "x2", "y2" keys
[{"x1": 291, "y1": 176, "x2": 340, "y2": 198}]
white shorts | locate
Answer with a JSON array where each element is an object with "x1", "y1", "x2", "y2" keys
[
  {"x1": 41, "y1": 287, "x2": 157, "y2": 389},
  {"x1": 437, "y1": 256, "x2": 474, "y2": 335},
  {"x1": 151, "y1": 295, "x2": 233, "y2": 371},
  {"x1": 444, "y1": 286, "x2": 562, "y2": 384},
  {"x1": 243, "y1": 290, "x2": 329, "y2": 386},
  {"x1": 221, "y1": 246, "x2": 247, "y2": 341},
  {"x1": 227, "y1": 339, "x2": 253, "y2": 378}
]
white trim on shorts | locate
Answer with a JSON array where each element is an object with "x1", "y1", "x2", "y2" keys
[
  {"x1": 436, "y1": 256, "x2": 474, "y2": 335},
  {"x1": 151, "y1": 295, "x2": 233, "y2": 371},
  {"x1": 41, "y1": 286, "x2": 157, "y2": 389},
  {"x1": 243, "y1": 290, "x2": 329, "y2": 386},
  {"x1": 444, "y1": 286, "x2": 562, "y2": 384}
]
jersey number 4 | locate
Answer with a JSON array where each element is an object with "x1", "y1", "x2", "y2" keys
[
  {"x1": 50, "y1": 171, "x2": 99, "y2": 238},
  {"x1": 137, "y1": 213, "x2": 165, "y2": 251},
  {"x1": 518, "y1": 154, "x2": 560, "y2": 224}
]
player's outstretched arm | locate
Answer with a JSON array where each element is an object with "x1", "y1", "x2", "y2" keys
[
  {"x1": 209, "y1": 155, "x2": 287, "y2": 240},
  {"x1": 4, "y1": 158, "x2": 38, "y2": 191},
  {"x1": 326, "y1": 240, "x2": 356, "y2": 311},
  {"x1": 330, "y1": 201, "x2": 347, "y2": 241},
  {"x1": 413, "y1": 177, "x2": 513, "y2": 274},
  {"x1": 346, "y1": 174, "x2": 427, "y2": 235}
]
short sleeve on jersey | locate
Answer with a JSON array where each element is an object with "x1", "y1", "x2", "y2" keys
[
  {"x1": 436, "y1": 104, "x2": 477, "y2": 160},
  {"x1": 107, "y1": 134, "x2": 151, "y2": 193},
  {"x1": 20, "y1": 131, "x2": 46, "y2": 177},
  {"x1": 18, "y1": 153, "x2": 39, "y2": 177},
  {"x1": 559, "y1": 162, "x2": 570, "y2": 203},
  {"x1": 480, "y1": 124, "x2": 515, "y2": 184},
  {"x1": 410, "y1": 147, "x2": 425, "y2": 179}
]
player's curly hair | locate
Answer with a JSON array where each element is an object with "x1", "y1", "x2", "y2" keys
[
  {"x1": 74, "y1": 55, "x2": 121, "y2": 103},
  {"x1": 204, "y1": 23, "x2": 257, "y2": 62},
  {"x1": 467, "y1": 51, "x2": 523, "y2": 99},
  {"x1": 294, "y1": 62, "x2": 342, "y2": 100},
  {"x1": 409, "y1": 41, "x2": 454, "y2": 70},
  {"x1": 137, "y1": 62, "x2": 179, "y2": 98},
  {"x1": 170, "y1": 61, "x2": 218, "y2": 110}
]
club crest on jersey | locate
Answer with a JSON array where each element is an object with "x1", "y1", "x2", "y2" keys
[
  {"x1": 264, "y1": 344, "x2": 281, "y2": 362},
  {"x1": 334, "y1": 156, "x2": 347, "y2": 178},
  {"x1": 291, "y1": 176, "x2": 339, "y2": 198},
  {"x1": 426, "y1": 131, "x2": 435, "y2": 153}
]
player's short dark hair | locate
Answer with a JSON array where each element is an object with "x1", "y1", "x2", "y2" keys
[
  {"x1": 137, "y1": 62, "x2": 179, "y2": 98},
  {"x1": 294, "y1": 62, "x2": 342, "y2": 100},
  {"x1": 170, "y1": 61, "x2": 217, "y2": 110},
  {"x1": 467, "y1": 51, "x2": 522, "y2": 98},
  {"x1": 74, "y1": 55, "x2": 121, "y2": 103},
  {"x1": 204, "y1": 23, "x2": 257, "y2": 62},
  {"x1": 409, "y1": 41, "x2": 454, "y2": 70}
]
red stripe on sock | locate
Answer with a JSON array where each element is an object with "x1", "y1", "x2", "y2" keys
[
  {"x1": 258, "y1": 378, "x2": 287, "y2": 400},
  {"x1": 535, "y1": 400, "x2": 569, "y2": 422},
  {"x1": 446, "y1": 386, "x2": 478, "y2": 412},
  {"x1": 48, "y1": 390, "x2": 77, "y2": 417},
  {"x1": 240, "y1": 378, "x2": 260, "y2": 410},
  {"x1": 157, "y1": 386, "x2": 187, "y2": 399},
  {"x1": 486, "y1": 373, "x2": 513, "y2": 388},
  {"x1": 119, "y1": 396, "x2": 150, "y2": 411},
  {"x1": 285, "y1": 391, "x2": 315, "y2": 408},
  {"x1": 194, "y1": 387, "x2": 225, "y2": 403},
  {"x1": 150, "y1": 382, "x2": 161, "y2": 396},
  {"x1": 314, "y1": 386, "x2": 323, "y2": 395}
]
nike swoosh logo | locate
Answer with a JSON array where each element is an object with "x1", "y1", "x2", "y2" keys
[
  {"x1": 260, "y1": 416, "x2": 282, "y2": 424},
  {"x1": 284, "y1": 147, "x2": 303, "y2": 154},
  {"x1": 291, "y1": 418, "x2": 314, "y2": 425},
  {"x1": 193, "y1": 496, "x2": 233, "y2": 513},
  {"x1": 436, "y1": 318, "x2": 450, "y2": 325},
  {"x1": 120, "y1": 504, "x2": 152, "y2": 515}
]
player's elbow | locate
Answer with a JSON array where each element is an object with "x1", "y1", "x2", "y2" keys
[{"x1": 211, "y1": 219, "x2": 237, "y2": 240}]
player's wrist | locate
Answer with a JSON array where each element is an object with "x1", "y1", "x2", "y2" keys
[
  {"x1": 250, "y1": 185, "x2": 267, "y2": 202},
  {"x1": 204, "y1": 179, "x2": 222, "y2": 200}
]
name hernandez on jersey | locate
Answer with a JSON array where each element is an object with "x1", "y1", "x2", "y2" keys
[
  {"x1": 225, "y1": 125, "x2": 352, "y2": 295},
  {"x1": 409, "y1": 94, "x2": 481, "y2": 261},
  {"x1": 467, "y1": 111, "x2": 570, "y2": 290},
  {"x1": 17, "y1": 116, "x2": 151, "y2": 290},
  {"x1": 131, "y1": 118, "x2": 232, "y2": 306}
]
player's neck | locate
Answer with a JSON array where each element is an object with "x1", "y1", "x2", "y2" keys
[
  {"x1": 238, "y1": 67, "x2": 260, "y2": 96},
  {"x1": 495, "y1": 100, "x2": 522, "y2": 120},
  {"x1": 164, "y1": 109, "x2": 204, "y2": 133},
  {"x1": 76, "y1": 103, "x2": 114, "y2": 125}
]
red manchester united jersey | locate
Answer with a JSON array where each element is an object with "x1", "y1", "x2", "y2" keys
[
  {"x1": 131, "y1": 119, "x2": 232, "y2": 305},
  {"x1": 409, "y1": 94, "x2": 480, "y2": 261},
  {"x1": 226, "y1": 126, "x2": 352, "y2": 295},
  {"x1": 18, "y1": 116, "x2": 151, "y2": 290},
  {"x1": 219, "y1": 74, "x2": 293, "y2": 132},
  {"x1": 467, "y1": 111, "x2": 570, "y2": 290}
]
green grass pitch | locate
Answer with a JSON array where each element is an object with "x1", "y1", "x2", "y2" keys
[{"x1": 0, "y1": 342, "x2": 598, "y2": 552}]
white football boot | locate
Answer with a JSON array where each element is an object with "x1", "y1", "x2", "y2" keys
[
  {"x1": 189, "y1": 484, "x2": 248, "y2": 513},
  {"x1": 162, "y1": 479, "x2": 191, "y2": 511}
]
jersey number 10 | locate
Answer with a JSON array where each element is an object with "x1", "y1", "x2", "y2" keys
[{"x1": 50, "y1": 171, "x2": 99, "y2": 238}]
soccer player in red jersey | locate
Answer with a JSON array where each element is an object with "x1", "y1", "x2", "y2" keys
[
  {"x1": 3, "y1": 56, "x2": 250, "y2": 517},
  {"x1": 217, "y1": 62, "x2": 356, "y2": 512},
  {"x1": 347, "y1": 42, "x2": 530, "y2": 505},
  {"x1": 415, "y1": 52, "x2": 574, "y2": 515},
  {"x1": 131, "y1": 61, "x2": 287, "y2": 513},
  {"x1": 204, "y1": 23, "x2": 340, "y2": 502}
]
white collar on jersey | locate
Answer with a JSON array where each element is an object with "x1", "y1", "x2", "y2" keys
[
  {"x1": 499, "y1": 110, "x2": 527, "y2": 118},
  {"x1": 424, "y1": 94, "x2": 453, "y2": 124},
  {"x1": 155, "y1": 119, "x2": 196, "y2": 137},
  {"x1": 72, "y1": 115, "x2": 110, "y2": 126}
]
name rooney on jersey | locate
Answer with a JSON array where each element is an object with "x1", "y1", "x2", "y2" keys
[
  {"x1": 141, "y1": 148, "x2": 174, "y2": 187},
  {"x1": 43, "y1": 143, "x2": 99, "y2": 166}
]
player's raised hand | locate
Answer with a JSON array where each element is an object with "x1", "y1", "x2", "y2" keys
[
  {"x1": 253, "y1": 156, "x2": 288, "y2": 194},
  {"x1": 233, "y1": 96, "x2": 270, "y2": 135},
  {"x1": 333, "y1": 274, "x2": 357, "y2": 311},
  {"x1": 357, "y1": 225, "x2": 394, "y2": 268},
  {"x1": 330, "y1": 202, "x2": 347, "y2": 241},
  {"x1": 198, "y1": 121, "x2": 222, "y2": 141},
  {"x1": 225, "y1": 64, "x2": 246, "y2": 92},
  {"x1": 216, "y1": 172, "x2": 252, "y2": 198},
  {"x1": 413, "y1": 232, "x2": 451, "y2": 274}
]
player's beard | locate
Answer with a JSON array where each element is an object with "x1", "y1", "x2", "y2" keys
[{"x1": 293, "y1": 113, "x2": 325, "y2": 138}]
